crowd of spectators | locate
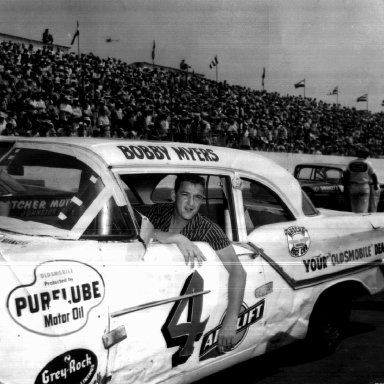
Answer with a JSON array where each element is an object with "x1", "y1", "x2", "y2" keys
[{"x1": 1, "y1": 39, "x2": 384, "y2": 157}]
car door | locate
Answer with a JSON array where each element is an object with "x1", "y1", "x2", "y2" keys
[
  {"x1": 189, "y1": 174, "x2": 269, "y2": 380},
  {"x1": 229, "y1": 174, "x2": 302, "y2": 355},
  {"x1": 101, "y1": 170, "x2": 270, "y2": 384}
]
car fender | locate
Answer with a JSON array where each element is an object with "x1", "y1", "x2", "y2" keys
[{"x1": 0, "y1": 235, "x2": 110, "y2": 384}]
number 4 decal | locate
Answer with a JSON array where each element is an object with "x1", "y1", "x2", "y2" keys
[{"x1": 161, "y1": 271, "x2": 209, "y2": 367}]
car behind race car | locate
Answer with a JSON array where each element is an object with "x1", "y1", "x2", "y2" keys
[
  {"x1": 294, "y1": 163, "x2": 347, "y2": 210},
  {"x1": 1, "y1": 138, "x2": 384, "y2": 384},
  {"x1": 294, "y1": 162, "x2": 384, "y2": 211}
]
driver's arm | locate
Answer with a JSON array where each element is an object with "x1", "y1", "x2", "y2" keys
[
  {"x1": 216, "y1": 245, "x2": 246, "y2": 353},
  {"x1": 153, "y1": 229, "x2": 206, "y2": 268}
]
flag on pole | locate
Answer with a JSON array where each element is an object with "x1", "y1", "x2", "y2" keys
[
  {"x1": 209, "y1": 56, "x2": 218, "y2": 69},
  {"x1": 151, "y1": 40, "x2": 156, "y2": 62},
  {"x1": 71, "y1": 21, "x2": 79, "y2": 45},
  {"x1": 294, "y1": 79, "x2": 305, "y2": 88},
  {"x1": 328, "y1": 86, "x2": 338, "y2": 95},
  {"x1": 262, "y1": 67, "x2": 266, "y2": 87},
  {"x1": 356, "y1": 94, "x2": 368, "y2": 102}
]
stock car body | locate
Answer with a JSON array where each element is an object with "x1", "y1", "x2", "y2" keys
[
  {"x1": 294, "y1": 162, "x2": 384, "y2": 211},
  {"x1": 294, "y1": 163, "x2": 347, "y2": 210},
  {"x1": 0, "y1": 138, "x2": 384, "y2": 384}
]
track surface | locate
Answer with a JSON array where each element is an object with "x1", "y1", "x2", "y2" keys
[{"x1": 197, "y1": 293, "x2": 384, "y2": 384}]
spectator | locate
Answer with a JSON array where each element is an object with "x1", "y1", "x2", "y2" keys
[
  {"x1": 72, "y1": 98, "x2": 82, "y2": 119},
  {"x1": 0, "y1": 37, "x2": 383, "y2": 158},
  {"x1": 97, "y1": 106, "x2": 111, "y2": 137},
  {"x1": 83, "y1": 117, "x2": 94, "y2": 136},
  {"x1": 0, "y1": 113, "x2": 7, "y2": 134},
  {"x1": 42, "y1": 29, "x2": 53, "y2": 45},
  {"x1": 1, "y1": 122, "x2": 17, "y2": 136},
  {"x1": 239, "y1": 126, "x2": 251, "y2": 150},
  {"x1": 344, "y1": 147, "x2": 379, "y2": 213}
]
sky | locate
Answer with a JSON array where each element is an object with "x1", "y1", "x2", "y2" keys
[{"x1": 1, "y1": 0, "x2": 384, "y2": 111}]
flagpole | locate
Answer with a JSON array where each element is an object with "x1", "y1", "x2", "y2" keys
[
  {"x1": 216, "y1": 63, "x2": 218, "y2": 82},
  {"x1": 169, "y1": 74, "x2": 174, "y2": 140},
  {"x1": 334, "y1": 89, "x2": 338, "y2": 141},
  {"x1": 209, "y1": 56, "x2": 219, "y2": 81},
  {"x1": 75, "y1": 21, "x2": 83, "y2": 107},
  {"x1": 304, "y1": 81, "x2": 306, "y2": 98},
  {"x1": 262, "y1": 67, "x2": 265, "y2": 91},
  {"x1": 77, "y1": 22, "x2": 80, "y2": 59}
]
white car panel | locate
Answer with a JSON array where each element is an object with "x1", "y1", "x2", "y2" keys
[{"x1": 0, "y1": 137, "x2": 383, "y2": 384}]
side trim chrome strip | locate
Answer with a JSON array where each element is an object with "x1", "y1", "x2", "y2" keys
[{"x1": 111, "y1": 289, "x2": 211, "y2": 318}]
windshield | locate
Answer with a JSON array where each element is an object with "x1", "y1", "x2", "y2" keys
[{"x1": 0, "y1": 147, "x2": 105, "y2": 235}]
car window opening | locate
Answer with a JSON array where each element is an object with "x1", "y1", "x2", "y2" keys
[
  {"x1": 119, "y1": 173, "x2": 238, "y2": 242},
  {"x1": 0, "y1": 148, "x2": 106, "y2": 233},
  {"x1": 240, "y1": 178, "x2": 294, "y2": 234}
]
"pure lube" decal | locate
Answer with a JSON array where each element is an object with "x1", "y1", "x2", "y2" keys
[{"x1": 7, "y1": 260, "x2": 105, "y2": 336}]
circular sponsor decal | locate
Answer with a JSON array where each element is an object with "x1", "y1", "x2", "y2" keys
[
  {"x1": 199, "y1": 300, "x2": 265, "y2": 361},
  {"x1": 34, "y1": 348, "x2": 97, "y2": 384},
  {"x1": 285, "y1": 226, "x2": 311, "y2": 257},
  {"x1": 7, "y1": 260, "x2": 105, "y2": 336}
]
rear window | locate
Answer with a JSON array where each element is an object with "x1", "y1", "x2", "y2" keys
[
  {"x1": 0, "y1": 148, "x2": 105, "y2": 232},
  {"x1": 241, "y1": 178, "x2": 293, "y2": 233},
  {"x1": 296, "y1": 167, "x2": 312, "y2": 180},
  {"x1": 325, "y1": 168, "x2": 343, "y2": 182}
]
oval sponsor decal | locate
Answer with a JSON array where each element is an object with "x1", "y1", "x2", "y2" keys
[
  {"x1": 284, "y1": 226, "x2": 311, "y2": 257},
  {"x1": 7, "y1": 260, "x2": 105, "y2": 336},
  {"x1": 34, "y1": 348, "x2": 97, "y2": 384}
]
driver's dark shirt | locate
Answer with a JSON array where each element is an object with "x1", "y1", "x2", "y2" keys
[{"x1": 146, "y1": 203, "x2": 230, "y2": 251}]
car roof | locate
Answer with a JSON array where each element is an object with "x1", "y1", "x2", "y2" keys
[
  {"x1": 296, "y1": 162, "x2": 346, "y2": 170},
  {"x1": 1, "y1": 137, "x2": 305, "y2": 216},
  {"x1": 3, "y1": 136, "x2": 288, "y2": 173}
]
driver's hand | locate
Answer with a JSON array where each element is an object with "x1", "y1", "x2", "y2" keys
[
  {"x1": 217, "y1": 317, "x2": 237, "y2": 354},
  {"x1": 176, "y1": 235, "x2": 206, "y2": 268}
]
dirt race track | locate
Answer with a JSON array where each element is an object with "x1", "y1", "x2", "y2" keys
[{"x1": 197, "y1": 292, "x2": 384, "y2": 384}]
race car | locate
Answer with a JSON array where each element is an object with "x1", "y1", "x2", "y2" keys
[
  {"x1": 293, "y1": 163, "x2": 347, "y2": 210},
  {"x1": 294, "y1": 162, "x2": 384, "y2": 212},
  {"x1": 1, "y1": 137, "x2": 384, "y2": 384}
]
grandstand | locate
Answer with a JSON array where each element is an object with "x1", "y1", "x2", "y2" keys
[
  {"x1": 0, "y1": 35, "x2": 383, "y2": 157},
  {"x1": 129, "y1": 62, "x2": 205, "y2": 79},
  {"x1": 0, "y1": 32, "x2": 69, "y2": 53}
]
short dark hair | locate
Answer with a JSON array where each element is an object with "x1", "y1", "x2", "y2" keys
[
  {"x1": 357, "y1": 147, "x2": 370, "y2": 158},
  {"x1": 174, "y1": 174, "x2": 206, "y2": 192}
]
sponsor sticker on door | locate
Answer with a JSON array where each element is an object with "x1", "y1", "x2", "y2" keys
[
  {"x1": 7, "y1": 260, "x2": 105, "y2": 336},
  {"x1": 34, "y1": 348, "x2": 97, "y2": 384},
  {"x1": 199, "y1": 300, "x2": 265, "y2": 360},
  {"x1": 285, "y1": 226, "x2": 311, "y2": 257}
]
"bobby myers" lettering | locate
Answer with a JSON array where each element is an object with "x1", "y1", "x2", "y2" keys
[{"x1": 117, "y1": 145, "x2": 219, "y2": 162}]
